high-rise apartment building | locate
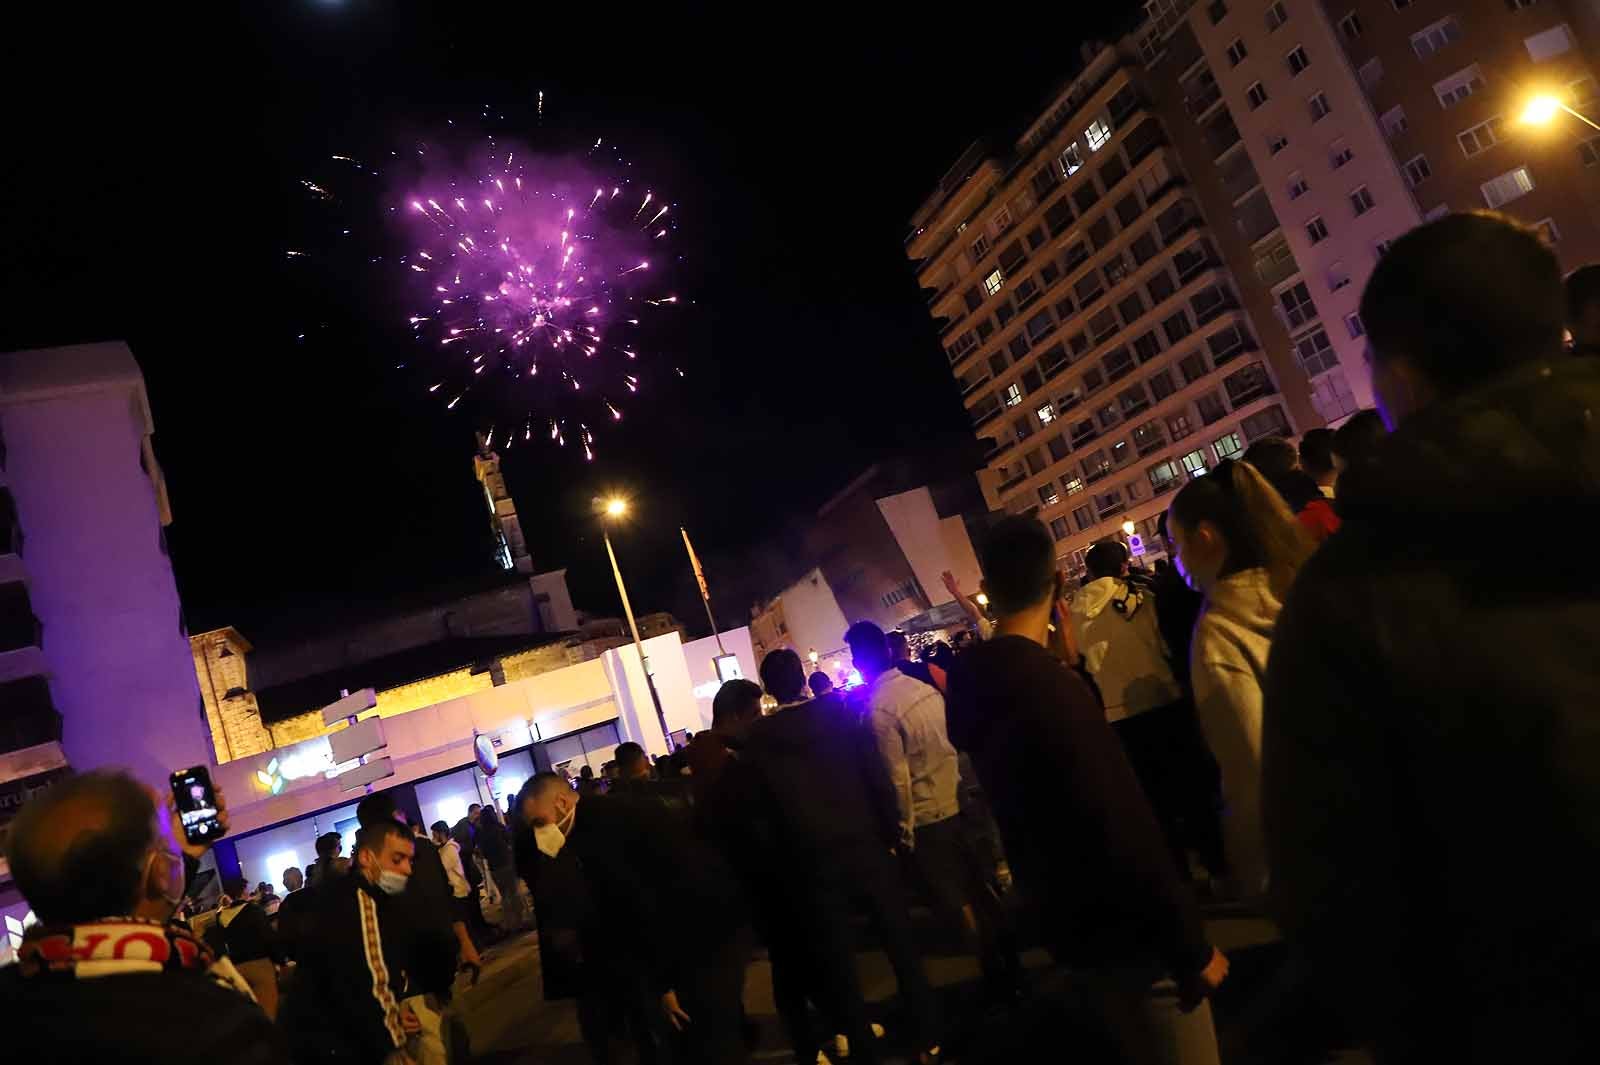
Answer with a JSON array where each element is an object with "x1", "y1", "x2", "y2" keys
[
  {"x1": 908, "y1": 45, "x2": 1317, "y2": 576},
  {"x1": 1160, "y1": 0, "x2": 1424, "y2": 423},
  {"x1": 1323, "y1": 0, "x2": 1599, "y2": 265},
  {"x1": 915, "y1": 2, "x2": 1600, "y2": 574}
]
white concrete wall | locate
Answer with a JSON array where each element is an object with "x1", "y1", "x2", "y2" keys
[
  {"x1": 214, "y1": 626, "x2": 703, "y2": 834},
  {"x1": 0, "y1": 342, "x2": 209, "y2": 790},
  {"x1": 775, "y1": 569, "x2": 852, "y2": 663},
  {"x1": 875, "y1": 487, "x2": 983, "y2": 609},
  {"x1": 681, "y1": 628, "x2": 758, "y2": 728}
]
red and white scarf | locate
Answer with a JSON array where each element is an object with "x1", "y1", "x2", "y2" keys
[{"x1": 15, "y1": 916, "x2": 257, "y2": 1000}]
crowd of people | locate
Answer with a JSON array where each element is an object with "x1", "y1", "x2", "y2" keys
[{"x1": 2, "y1": 212, "x2": 1597, "y2": 1064}]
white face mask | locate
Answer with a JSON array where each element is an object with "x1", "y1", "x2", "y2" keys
[
  {"x1": 534, "y1": 804, "x2": 575, "y2": 858},
  {"x1": 534, "y1": 823, "x2": 566, "y2": 858},
  {"x1": 376, "y1": 870, "x2": 409, "y2": 896}
]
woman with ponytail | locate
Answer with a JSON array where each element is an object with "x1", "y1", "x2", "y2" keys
[{"x1": 1167, "y1": 459, "x2": 1314, "y2": 898}]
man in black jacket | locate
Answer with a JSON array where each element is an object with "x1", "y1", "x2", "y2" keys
[
  {"x1": 946, "y1": 517, "x2": 1227, "y2": 1065},
  {"x1": 1, "y1": 770, "x2": 289, "y2": 1064},
  {"x1": 280, "y1": 820, "x2": 421, "y2": 1064},
  {"x1": 520, "y1": 773, "x2": 751, "y2": 1065},
  {"x1": 353, "y1": 791, "x2": 466, "y2": 1064},
  {"x1": 1264, "y1": 211, "x2": 1600, "y2": 1063},
  {"x1": 745, "y1": 648, "x2": 938, "y2": 1065}
]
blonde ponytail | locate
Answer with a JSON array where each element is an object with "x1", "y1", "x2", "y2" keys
[
  {"x1": 1170, "y1": 457, "x2": 1317, "y2": 599},
  {"x1": 1226, "y1": 459, "x2": 1316, "y2": 599}
]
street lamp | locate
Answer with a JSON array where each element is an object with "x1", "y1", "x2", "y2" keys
[
  {"x1": 593, "y1": 496, "x2": 673, "y2": 751},
  {"x1": 1519, "y1": 93, "x2": 1600, "y2": 132},
  {"x1": 1121, "y1": 519, "x2": 1137, "y2": 536}
]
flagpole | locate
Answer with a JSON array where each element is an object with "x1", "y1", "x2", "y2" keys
[{"x1": 681, "y1": 526, "x2": 726, "y2": 655}]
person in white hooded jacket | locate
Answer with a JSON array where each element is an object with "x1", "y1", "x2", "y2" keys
[
  {"x1": 1166, "y1": 459, "x2": 1314, "y2": 899},
  {"x1": 1071, "y1": 541, "x2": 1217, "y2": 876}
]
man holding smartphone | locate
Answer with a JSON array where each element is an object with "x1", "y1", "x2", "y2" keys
[{"x1": 1, "y1": 770, "x2": 289, "y2": 1063}]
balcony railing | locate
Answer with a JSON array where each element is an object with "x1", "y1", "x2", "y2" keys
[{"x1": 998, "y1": 471, "x2": 1029, "y2": 495}]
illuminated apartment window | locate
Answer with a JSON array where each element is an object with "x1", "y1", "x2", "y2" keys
[
  {"x1": 1004, "y1": 382, "x2": 1023, "y2": 407},
  {"x1": 1481, "y1": 166, "x2": 1534, "y2": 209},
  {"x1": 1036, "y1": 402, "x2": 1056, "y2": 425},
  {"x1": 983, "y1": 269, "x2": 1005, "y2": 297},
  {"x1": 1523, "y1": 24, "x2": 1574, "y2": 63},
  {"x1": 1085, "y1": 119, "x2": 1113, "y2": 152},
  {"x1": 1212, "y1": 431, "x2": 1244, "y2": 460},
  {"x1": 1060, "y1": 143, "x2": 1084, "y2": 176}
]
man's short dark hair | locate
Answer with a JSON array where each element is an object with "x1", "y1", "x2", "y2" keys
[
  {"x1": 1566, "y1": 263, "x2": 1600, "y2": 324},
  {"x1": 316, "y1": 831, "x2": 343, "y2": 860},
  {"x1": 356, "y1": 790, "x2": 402, "y2": 829},
  {"x1": 808, "y1": 671, "x2": 834, "y2": 696},
  {"x1": 615, "y1": 742, "x2": 648, "y2": 774},
  {"x1": 1084, "y1": 540, "x2": 1129, "y2": 580},
  {"x1": 1242, "y1": 437, "x2": 1298, "y2": 482},
  {"x1": 222, "y1": 875, "x2": 248, "y2": 899},
  {"x1": 520, "y1": 772, "x2": 568, "y2": 807},
  {"x1": 760, "y1": 648, "x2": 808, "y2": 703},
  {"x1": 844, "y1": 620, "x2": 891, "y2": 670},
  {"x1": 1332, "y1": 409, "x2": 1386, "y2": 467},
  {"x1": 711, "y1": 678, "x2": 763, "y2": 728},
  {"x1": 355, "y1": 820, "x2": 409, "y2": 859},
  {"x1": 1361, "y1": 212, "x2": 1564, "y2": 393},
  {"x1": 1298, "y1": 428, "x2": 1336, "y2": 479},
  {"x1": 430, "y1": 820, "x2": 449, "y2": 836},
  {"x1": 978, "y1": 516, "x2": 1057, "y2": 613},
  {"x1": 7, "y1": 770, "x2": 158, "y2": 924}
]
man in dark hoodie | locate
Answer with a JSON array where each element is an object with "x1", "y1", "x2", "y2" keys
[
  {"x1": 744, "y1": 648, "x2": 938, "y2": 1064},
  {"x1": 945, "y1": 516, "x2": 1227, "y2": 1064},
  {"x1": 1265, "y1": 211, "x2": 1600, "y2": 1063}
]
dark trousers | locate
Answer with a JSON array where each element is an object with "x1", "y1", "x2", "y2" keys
[
  {"x1": 577, "y1": 960, "x2": 662, "y2": 1065},
  {"x1": 1112, "y1": 701, "x2": 1227, "y2": 879},
  {"x1": 767, "y1": 896, "x2": 874, "y2": 1065},
  {"x1": 670, "y1": 931, "x2": 752, "y2": 1065},
  {"x1": 912, "y1": 814, "x2": 1022, "y2": 992},
  {"x1": 821, "y1": 841, "x2": 938, "y2": 1055}
]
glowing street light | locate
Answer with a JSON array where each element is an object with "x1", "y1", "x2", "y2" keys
[
  {"x1": 1121, "y1": 519, "x2": 1137, "y2": 536},
  {"x1": 1519, "y1": 93, "x2": 1600, "y2": 132},
  {"x1": 592, "y1": 495, "x2": 672, "y2": 750},
  {"x1": 975, "y1": 593, "x2": 989, "y2": 607},
  {"x1": 808, "y1": 649, "x2": 819, "y2": 666}
]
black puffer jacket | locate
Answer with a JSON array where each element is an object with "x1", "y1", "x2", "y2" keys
[{"x1": 1264, "y1": 358, "x2": 1600, "y2": 1064}]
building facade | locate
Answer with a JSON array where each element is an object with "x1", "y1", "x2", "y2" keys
[
  {"x1": 1322, "y1": 0, "x2": 1600, "y2": 266},
  {"x1": 0, "y1": 342, "x2": 212, "y2": 947},
  {"x1": 910, "y1": 45, "x2": 1317, "y2": 578},
  {"x1": 1169, "y1": 0, "x2": 1424, "y2": 422}
]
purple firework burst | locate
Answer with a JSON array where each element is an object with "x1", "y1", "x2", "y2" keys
[{"x1": 395, "y1": 137, "x2": 676, "y2": 460}]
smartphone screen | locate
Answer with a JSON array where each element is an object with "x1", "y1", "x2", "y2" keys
[{"x1": 169, "y1": 765, "x2": 224, "y2": 845}]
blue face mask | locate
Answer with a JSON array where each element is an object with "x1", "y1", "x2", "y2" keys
[{"x1": 376, "y1": 870, "x2": 409, "y2": 896}]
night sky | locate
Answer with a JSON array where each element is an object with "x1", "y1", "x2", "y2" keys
[{"x1": 2, "y1": 4, "x2": 1137, "y2": 639}]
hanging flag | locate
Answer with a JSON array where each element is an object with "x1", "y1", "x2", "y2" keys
[{"x1": 681, "y1": 526, "x2": 710, "y2": 600}]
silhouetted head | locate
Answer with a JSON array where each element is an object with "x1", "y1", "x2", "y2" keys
[
  {"x1": 1362, "y1": 212, "x2": 1563, "y2": 428},
  {"x1": 808, "y1": 671, "x2": 834, "y2": 696},
  {"x1": 711, "y1": 678, "x2": 763, "y2": 733},
  {"x1": 1084, "y1": 540, "x2": 1130, "y2": 581},
  {"x1": 615, "y1": 741, "x2": 650, "y2": 780},
  {"x1": 760, "y1": 648, "x2": 808, "y2": 703},
  {"x1": 1298, "y1": 428, "x2": 1337, "y2": 485},
  {"x1": 843, "y1": 620, "x2": 892, "y2": 678},
  {"x1": 977, "y1": 516, "x2": 1060, "y2": 616}
]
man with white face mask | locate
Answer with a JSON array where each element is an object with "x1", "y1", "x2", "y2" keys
[
  {"x1": 521, "y1": 772, "x2": 752, "y2": 1065},
  {"x1": 280, "y1": 819, "x2": 422, "y2": 1065},
  {"x1": 1, "y1": 769, "x2": 289, "y2": 1064}
]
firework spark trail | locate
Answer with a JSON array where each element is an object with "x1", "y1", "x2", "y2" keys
[{"x1": 389, "y1": 133, "x2": 678, "y2": 459}]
